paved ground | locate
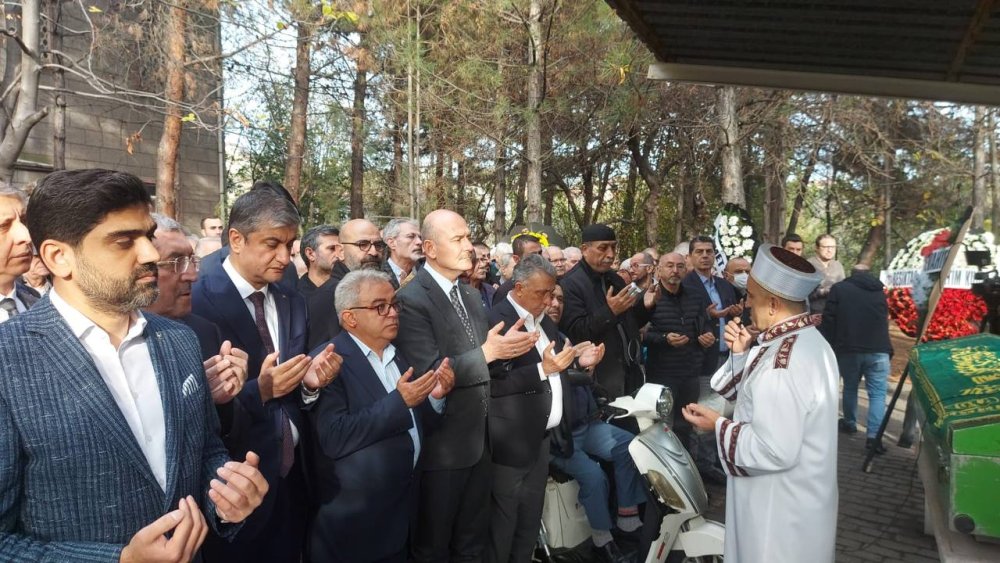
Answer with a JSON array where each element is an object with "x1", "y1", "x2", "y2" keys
[{"x1": 701, "y1": 326, "x2": 941, "y2": 562}]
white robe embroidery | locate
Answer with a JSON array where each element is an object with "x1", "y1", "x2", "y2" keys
[{"x1": 710, "y1": 313, "x2": 839, "y2": 563}]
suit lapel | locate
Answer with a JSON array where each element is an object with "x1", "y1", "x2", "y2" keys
[
  {"x1": 204, "y1": 268, "x2": 261, "y2": 352},
  {"x1": 459, "y1": 283, "x2": 486, "y2": 342},
  {"x1": 418, "y1": 270, "x2": 466, "y2": 338},
  {"x1": 26, "y1": 300, "x2": 162, "y2": 493},
  {"x1": 336, "y1": 333, "x2": 390, "y2": 403},
  {"x1": 146, "y1": 322, "x2": 182, "y2": 507}
]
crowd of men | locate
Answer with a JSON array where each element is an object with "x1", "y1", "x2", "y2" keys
[{"x1": 0, "y1": 168, "x2": 894, "y2": 563}]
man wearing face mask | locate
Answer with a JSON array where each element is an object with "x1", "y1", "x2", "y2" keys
[{"x1": 724, "y1": 257, "x2": 753, "y2": 327}]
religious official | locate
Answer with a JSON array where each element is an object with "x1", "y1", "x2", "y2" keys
[{"x1": 682, "y1": 244, "x2": 839, "y2": 563}]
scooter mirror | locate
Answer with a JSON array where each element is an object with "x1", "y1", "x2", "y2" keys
[{"x1": 657, "y1": 387, "x2": 674, "y2": 419}]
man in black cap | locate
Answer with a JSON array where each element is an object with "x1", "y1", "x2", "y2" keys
[{"x1": 558, "y1": 224, "x2": 654, "y2": 399}]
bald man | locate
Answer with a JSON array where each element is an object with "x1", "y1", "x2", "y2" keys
[
  {"x1": 306, "y1": 218, "x2": 387, "y2": 350},
  {"x1": 395, "y1": 209, "x2": 537, "y2": 562}
]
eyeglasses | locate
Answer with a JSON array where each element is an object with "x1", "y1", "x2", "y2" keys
[
  {"x1": 342, "y1": 239, "x2": 387, "y2": 253},
  {"x1": 156, "y1": 256, "x2": 200, "y2": 273},
  {"x1": 348, "y1": 301, "x2": 403, "y2": 316}
]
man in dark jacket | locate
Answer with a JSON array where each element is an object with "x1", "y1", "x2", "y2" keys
[
  {"x1": 820, "y1": 264, "x2": 894, "y2": 454},
  {"x1": 559, "y1": 224, "x2": 654, "y2": 399},
  {"x1": 643, "y1": 252, "x2": 715, "y2": 449}
]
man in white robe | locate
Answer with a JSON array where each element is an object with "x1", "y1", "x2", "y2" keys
[{"x1": 683, "y1": 244, "x2": 839, "y2": 563}]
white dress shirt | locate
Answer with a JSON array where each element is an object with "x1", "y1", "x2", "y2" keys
[
  {"x1": 221, "y1": 257, "x2": 309, "y2": 437},
  {"x1": 50, "y1": 289, "x2": 168, "y2": 491},
  {"x1": 387, "y1": 258, "x2": 407, "y2": 286},
  {"x1": 348, "y1": 333, "x2": 421, "y2": 466},
  {"x1": 0, "y1": 287, "x2": 27, "y2": 323},
  {"x1": 506, "y1": 294, "x2": 563, "y2": 430}
]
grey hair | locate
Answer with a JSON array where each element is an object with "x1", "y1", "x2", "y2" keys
[
  {"x1": 383, "y1": 217, "x2": 418, "y2": 240},
  {"x1": 151, "y1": 212, "x2": 186, "y2": 234},
  {"x1": 335, "y1": 269, "x2": 394, "y2": 315},
  {"x1": 497, "y1": 252, "x2": 515, "y2": 268},
  {"x1": 511, "y1": 253, "x2": 556, "y2": 284},
  {"x1": 227, "y1": 188, "x2": 300, "y2": 236},
  {"x1": 492, "y1": 242, "x2": 512, "y2": 258},
  {"x1": 563, "y1": 246, "x2": 581, "y2": 259},
  {"x1": 0, "y1": 183, "x2": 28, "y2": 204}
]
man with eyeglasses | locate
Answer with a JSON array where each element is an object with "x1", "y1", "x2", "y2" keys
[
  {"x1": 306, "y1": 218, "x2": 387, "y2": 350},
  {"x1": 544, "y1": 245, "x2": 568, "y2": 278},
  {"x1": 627, "y1": 251, "x2": 655, "y2": 290},
  {"x1": 808, "y1": 234, "x2": 845, "y2": 314},
  {"x1": 146, "y1": 214, "x2": 249, "y2": 432},
  {"x1": 306, "y1": 269, "x2": 454, "y2": 562}
]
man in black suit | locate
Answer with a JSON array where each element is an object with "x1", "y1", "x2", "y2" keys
[
  {"x1": 487, "y1": 254, "x2": 604, "y2": 563},
  {"x1": 558, "y1": 224, "x2": 654, "y2": 399},
  {"x1": 681, "y1": 235, "x2": 743, "y2": 484},
  {"x1": 0, "y1": 185, "x2": 37, "y2": 321},
  {"x1": 307, "y1": 269, "x2": 455, "y2": 562},
  {"x1": 306, "y1": 218, "x2": 387, "y2": 350},
  {"x1": 681, "y1": 236, "x2": 743, "y2": 375},
  {"x1": 395, "y1": 209, "x2": 538, "y2": 562},
  {"x1": 192, "y1": 188, "x2": 342, "y2": 562},
  {"x1": 145, "y1": 213, "x2": 249, "y2": 434}
]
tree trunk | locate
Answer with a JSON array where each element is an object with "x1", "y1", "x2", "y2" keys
[
  {"x1": 524, "y1": 0, "x2": 545, "y2": 222},
  {"x1": 283, "y1": 19, "x2": 312, "y2": 203},
  {"x1": 991, "y1": 110, "x2": 999, "y2": 237},
  {"x1": 349, "y1": 36, "x2": 368, "y2": 218},
  {"x1": 675, "y1": 165, "x2": 688, "y2": 247},
  {"x1": 716, "y1": 86, "x2": 745, "y2": 207},
  {"x1": 857, "y1": 158, "x2": 893, "y2": 267},
  {"x1": 762, "y1": 119, "x2": 787, "y2": 244},
  {"x1": 627, "y1": 129, "x2": 665, "y2": 247},
  {"x1": 46, "y1": 0, "x2": 66, "y2": 170},
  {"x1": 155, "y1": 0, "x2": 187, "y2": 218},
  {"x1": 0, "y1": 0, "x2": 49, "y2": 181},
  {"x1": 972, "y1": 105, "x2": 988, "y2": 229},
  {"x1": 455, "y1": 158, "x2": 466, "y2": 218},
  {"x1": 494, "y1": 143, "x2": 506, "y2": 241}
]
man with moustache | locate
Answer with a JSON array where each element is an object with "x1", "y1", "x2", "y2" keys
[
  {"x1": 683, "y1": 245, "x2": 838, "y2": 563},
  {"x1": 469, "y1": 242, "x2": 496, "y2": 310},
  {"x1": 1, "y1": 169, "x2": 267, "y2": 561},
  {"x1": 298, "y1": 224, "x2": 343, "y2": 299},
  {"x1": 307, "y1": 270, "x2": 455, "y2": 562},
  {"x1": 643, "y1": 252, "x2": 715, "y2": 453},
  {"x1": 306, "y1": 218, "x2": 386, "y2": 350},
  {"x1": 0, "y1": 185, "x2": 38, "y2": 319},
  {"x1": 192, "y1": 188, "x2": 341, "y2": 562},
  {"x1": 395, "y1": 209, "x2": 538, "y2": 562},
  {"x1": 383, "y1": 218, "x2": 423, "y2": 288},
  {"x1": 145, "y1": 214, "x2": 249, "y2": 432},
  {"x1": 559, "y1": 224, "x2": 654, "y2": 399}
]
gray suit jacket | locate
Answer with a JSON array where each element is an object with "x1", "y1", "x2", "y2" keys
[
  {"x1": 0, "y1": 296, "x2": 236, "y2": 561},
  {"x1": 395, "y1": 267, "x2": 490, "y2": 470}
]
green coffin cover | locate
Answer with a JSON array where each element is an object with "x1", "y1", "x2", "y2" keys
[{"x1": 910, "y1": 333, "x2": 1000, "y2": 453}]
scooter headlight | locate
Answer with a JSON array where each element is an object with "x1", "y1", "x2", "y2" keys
[
  {"x1": 656, "y1": 387, "x2": 674, "y2": 419},
  {"x1": 646, "y1": 469, "x2": 686, "y2": 510}
]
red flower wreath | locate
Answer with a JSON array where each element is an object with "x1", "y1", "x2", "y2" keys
[{"x1": 886, "y1": 287, "x2": 986, "y2": 341}]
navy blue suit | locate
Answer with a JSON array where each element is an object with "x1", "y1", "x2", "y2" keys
[
  {"x1": 681, "y1": 270, "x2": 739, "y2": 374},
  {"x1": 191, "y1": 262, "x2": 310, "y2": 562},
  {"x1": 306, "y1": 331, "x2": 433, "y2": 563},
  {"x1": 0, "y1": 297, "x2": 237, "y2": 561}
]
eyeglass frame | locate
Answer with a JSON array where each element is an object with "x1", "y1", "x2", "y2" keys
[
  {"x1": 342, "y1": 239, "x2": 388, "y2": 253},
  {"x1": 347, "y1": 300, "x2": 404, "y2": 316},
  {"x1": 156, "y1": 256, "x2": 201, "y2": 274}
]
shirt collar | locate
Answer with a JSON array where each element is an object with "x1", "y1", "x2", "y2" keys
[
  {"x1": 697, "y1": 272, "x2": 714, "y2": 286},
  {"x1": 759, "y1": 312, "x2": 817, "y2": 343},
  {"x1": 223, "y1": 256, "x2": 269, "y2": 301},
  {"x1": 387, "y1": 258, "x2": 404, "y2": 277},
  {"x1": 0, "y1": 287, "x2": 17, "y2": 300},
  {"x1": 49, "y1": 287, "x2": 147, "y2": 342},
  {"x1": 506, "y1": 293, "x2": 544, "y2": 331},
  {"x1": 424, "y1": 262, "x2": 459, "y2": 296},
  {"x1": 348, "y1": 332, "x2": 396, "y2": 364}
]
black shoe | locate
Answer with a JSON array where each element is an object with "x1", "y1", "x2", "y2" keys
[
  {"x1": 838, "y1": 418, "x2": 858, "y2": 434},
  {"x1": 866, "y1": 438, "x2": 887, "y2": 455},
  {"x1": 613, "y1": 526, "x2": 641, "y2": 547},
  {"x1": 897, "y1": 434, "x2": 914, "y2": 449},
  {"x1": 595, "y1": 540, "x2": 630, "y2": 563}
]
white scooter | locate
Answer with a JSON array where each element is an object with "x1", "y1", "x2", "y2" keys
[{"x1": 539, "y1": 384, "x2": 725, "y2": 562}]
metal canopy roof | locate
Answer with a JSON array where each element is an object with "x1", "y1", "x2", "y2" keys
[{"x1": 605, "y1": 0, "x2": 1000, "y2": 105}]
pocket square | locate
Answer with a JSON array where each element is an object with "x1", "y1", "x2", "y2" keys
[{"x1": 182, "y1": 373, "x2": 200, "y2": 397}]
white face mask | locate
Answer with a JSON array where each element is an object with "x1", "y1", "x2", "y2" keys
[{"x1": 733, "y1": 272, "x2": 749, "y2": 289}]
